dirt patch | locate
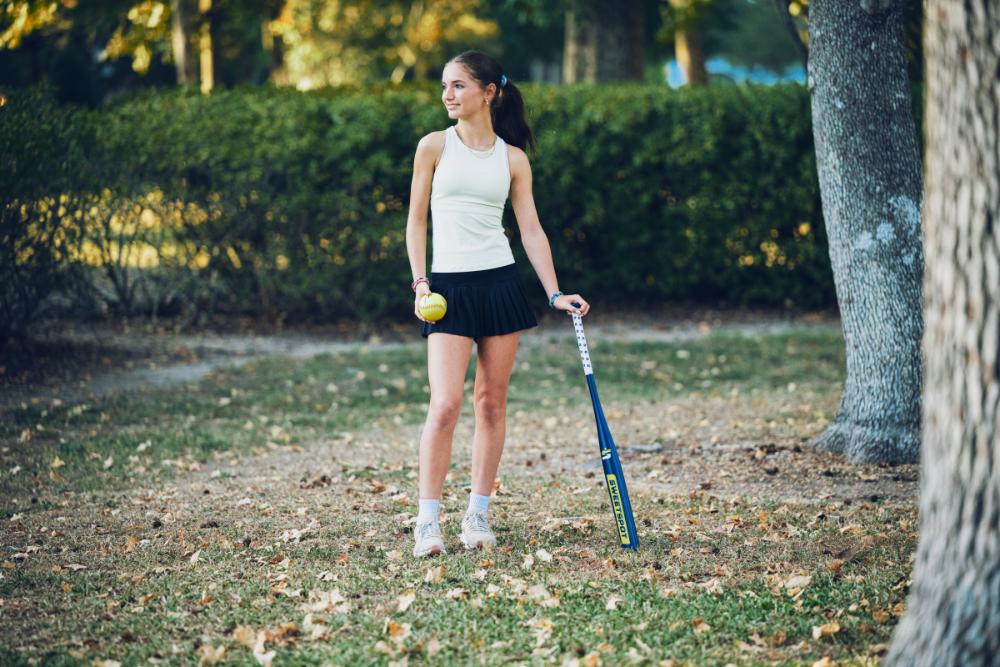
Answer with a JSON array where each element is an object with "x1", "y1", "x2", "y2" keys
[{"x1": 23, "y1": 387, "x2": 914, "y2": 514}]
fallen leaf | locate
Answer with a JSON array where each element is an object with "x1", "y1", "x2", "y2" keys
[
  {"x1": 250, "y1": 629, "x2": 276, "y2": 666},
  {"x1": 783, "y1": 574, "x2": 812, "y2": 597},
  {"x1": 385, "y1": 620, "x2": 412, "y2": 643},
  {"x1": 397, "y1": 589, "x2": 416, "y2": 612},
  {"x1": 522, "y1": 554, "x2": 535, "y2": 571},
  {"x1": 196, "y1": 643, "x2": 227, "y2": 665},
  {"x1": 605, "y1": 595, "x2": 621, "y2": 610},
  {"x1": 535, "y1": 548, "x2": 552, "y2": 562},
  {"x1": 233, "y1": 626, "x2": 256, "y2": 649},
  {"x1": 812, "y1": 622, "x2": 840, "y2": 639},
  {"x1": 528, "y1": 584, "x2": 559, "y2": 608},
  {"x1": 302, "y1": 589, "x2": 349, "y2": 613},
  {"x1": 50, "y1": 456, "x2": 65, "y2": 469},
  {"x1": 692, "y1": 618, "x2": 711, "y2": 634},
  {"x1": 424, "y1": 564, "x2": 446, "y2": 583}
]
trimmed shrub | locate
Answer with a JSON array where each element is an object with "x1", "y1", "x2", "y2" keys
[
  {"x1": 0, "y1": 87, "x2": 92, "y2": 350},
  {"x1": 3, "y1": 82, "x2": 834, "y2": 329}
]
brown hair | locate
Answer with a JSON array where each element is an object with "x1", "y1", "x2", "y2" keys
[{"x1": 448, "y1": 51, "x2": 536, "y2": 158}]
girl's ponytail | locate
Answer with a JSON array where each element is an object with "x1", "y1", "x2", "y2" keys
[{"x1": 449, "y1": 51, "x2": 537, "y2": 158}]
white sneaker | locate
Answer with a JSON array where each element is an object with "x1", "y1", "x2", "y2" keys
[
  {"x1": 460, "y1": 511, "x2": 496, "y2": 550},
  {"x1": 413, "y1": 521, "x2": 446, "y2": 557}
]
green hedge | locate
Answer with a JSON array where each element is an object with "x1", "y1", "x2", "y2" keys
[
  {"x1": 0, "y1": 87, "x2": 93, "y2": 346},
  {"x1": 3, "y1": 83, "x2": 833, "y2": 329}
]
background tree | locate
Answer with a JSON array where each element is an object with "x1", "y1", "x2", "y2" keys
[
  {"x1": 885, "y1": 1, "x2": 1000, "y2": 662},
  {"x1": 268, "y1": 0, "x2": 496, "y2": 88},
  {"x1": 662, "y1": 0, "x2": 710, "y2": 85},
  {"x1": 171, "y1": 0, "x2": 197, "y2": 85},
  {"x1": 775, "y1": 0, "x2": 923, "y2": 83},
  {"x1": 658, "y1": 0, "x2": 806, "y2": 86},
  {"x1": 807, "y1": 0, "x2": 923, "y2": 464},
  {"x1": 562, "y1": 0, "x2": 645, "y2": 83}
]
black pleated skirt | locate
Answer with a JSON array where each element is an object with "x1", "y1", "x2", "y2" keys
[{"x1": 421, "y1": 263, "x2": 538, "y2": 340}]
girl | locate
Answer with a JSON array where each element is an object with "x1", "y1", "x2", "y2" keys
[{"x1": 405, "y1": 51, "x2": 589, "y2": 557}]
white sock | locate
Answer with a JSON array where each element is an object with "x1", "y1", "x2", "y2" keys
[
  {"x1": 417, "y1": 498, "x2": 440, "y2": 525},
  {"x1": 467, "y1": 492, "x2": 490, "y2": 515}
]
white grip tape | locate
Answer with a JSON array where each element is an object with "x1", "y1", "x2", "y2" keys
[{"x1": 571, "y1": 313, "x2": 593, "y2": 375}]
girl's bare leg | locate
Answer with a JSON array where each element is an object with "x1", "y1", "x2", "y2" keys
[
  {"x1": 419, "y1": 333, "x2": 474, "y2": 499},
  {"x1": 469, "y1": 332, "x2": 521, "y2": 496}
]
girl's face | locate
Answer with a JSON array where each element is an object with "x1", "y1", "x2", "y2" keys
[{"x1": 441, "y1": 62, "x2": 493, "y2": 120}]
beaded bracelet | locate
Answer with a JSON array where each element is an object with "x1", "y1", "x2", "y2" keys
[
  {"x1": 411, "y1": 277, "x2": 429, "y2": 292},
  {"x1": 548, "y1": 291, "x2": 564, "y2": 308}
]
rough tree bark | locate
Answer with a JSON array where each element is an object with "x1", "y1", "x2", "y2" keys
[
  {"x1": 563, "y1": 0, "x2": 644, "y2": 83},
  {"x1": 885, "y1": 1, "x2": 1000, "y2": 663},
  {"x1": 808, "y1": 0, "x2": 923, "y2": 463}
]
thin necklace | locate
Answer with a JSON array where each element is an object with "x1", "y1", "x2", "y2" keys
[{"x1": 454, "y1": 127, "x2": 497, "y2": 158}]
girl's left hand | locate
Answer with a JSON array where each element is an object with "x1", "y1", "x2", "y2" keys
[{"x1": 553, "y1": 294, "x2": 589, "y2": 316}]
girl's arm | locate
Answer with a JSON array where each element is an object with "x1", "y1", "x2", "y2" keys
[
  {"x1": 406, "y1": 133, "x2": 443, "y2": 321},
  {"x1": 508, "y1": 146, "x2": 589, "y2": 316}
]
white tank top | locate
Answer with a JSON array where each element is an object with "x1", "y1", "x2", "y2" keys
[{"x1": 430, "y1": 125, "x2": 515, "y2": 272}]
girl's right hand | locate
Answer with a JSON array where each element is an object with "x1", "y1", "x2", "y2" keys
[{"x1": 414, "y1": 285, "x2": 431, "y2": 322}]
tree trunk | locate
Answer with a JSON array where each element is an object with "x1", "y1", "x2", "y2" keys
[
  {"x1": 198, "y1": 0, "x2": 215, "y2": 94},
  {"x1": 673, "y1": 27, "x2": 707, "y2": 85},
  {"x1": 884, "y1": 1, "x2": 1000, "y2": 663},
  {"x1": 669, "y1": 0, "x2": 708, "y2": 86},
  {"x1": 564, "y1": 0, "x2": 599, "y2": 83},
  {"x1": 808, "y1": 0, "x2": 923, "y2": 463},
  {"x1": 171, "y1": 0, "x2": 197, "y2": 86},
  {"x1": 563, "y1": 0, "x2": 644, "y2": 83}
]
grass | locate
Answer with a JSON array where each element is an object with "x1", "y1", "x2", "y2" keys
[
  {"x1": 1, "y1": 330, "x2": 842, "y2": 501},
  {"x1": 0, "y1": 326, "x2": 918, "y2": 665}
]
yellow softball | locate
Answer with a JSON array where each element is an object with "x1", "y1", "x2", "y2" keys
[{"x1": 418, "y1": 292, "x2": 447, "y2": 322}]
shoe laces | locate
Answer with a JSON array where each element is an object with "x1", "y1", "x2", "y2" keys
[
  {"x1": 417, "y1": 521, "x2": 441, "y2": 540},
  {"x1": 465, "y1": 512, "x2": 490, "y2": 533}
]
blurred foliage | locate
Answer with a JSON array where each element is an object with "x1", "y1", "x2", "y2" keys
[
  {"x1": 661, "y1": 0, "x2": 922, "y2": 81},
  {"x1": 1, "y1": 83, "x2": 835, "y2": 335},
  {"x1": 772, "y1": 0, "x2": 923, "y2": 81},
  {"x1": 272, "y1": 0, "x2": 497, "y2": 87},
  {"x1": 712, "y1": 0, "x2": 804, "y2": 71},
  {"x1": 1, "y1": 0, "x2": 503, "y2": 101},
  {"x1": 0, "y1": 86, "x2": 91, "y2": 348}
]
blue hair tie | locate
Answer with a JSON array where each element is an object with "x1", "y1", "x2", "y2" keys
[{"x1": 500, "y1": 74, "x2": 507, "y2": 88}]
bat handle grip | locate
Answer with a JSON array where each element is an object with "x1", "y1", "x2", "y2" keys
[{"x1": 570, "y1": 305, "x2": 593, "y2": 376}]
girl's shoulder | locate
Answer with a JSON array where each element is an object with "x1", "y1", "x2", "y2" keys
[
  {"x1": 415, "y1": 130, "x2": 448, "y2": 168},
  {"x1": 505, "y1": 143, "x2": 530, "y2": 176},
  {"x1": 417, "y1": 129, "x2": 448, "y2": 152}
]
